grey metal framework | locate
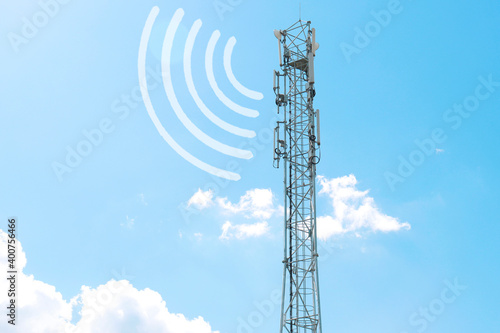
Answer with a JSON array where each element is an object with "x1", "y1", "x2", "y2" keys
[{"x1": 273, "y1": 20, "x2": 322, "y2": 333}]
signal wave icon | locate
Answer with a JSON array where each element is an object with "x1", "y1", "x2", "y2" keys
[{"x1": 138, "y1": 6, "x2": 263, "y2": 181}]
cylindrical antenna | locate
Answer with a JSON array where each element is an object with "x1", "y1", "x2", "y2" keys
[
  {"x1": 278, "y1": 40, "x2": 282, "y2": 66},
  {"x1": 273, "y1": 70, "x2": 276, "y2": 90},
  {"x1": 312, "y1": 28, "x2": 319, "y2": 56},
  {"x1": 308, "y1": 51, "x2": 315, "y2": 84},
  {"x1": 273, "y1": 126, "x2": 276, "y2": 158},
  {"x1": 274, "y1": 30, "x2": 283, "y2": 66},
  {"x1": 316, "y1": 109, "x2": 321, "y2": 145}
]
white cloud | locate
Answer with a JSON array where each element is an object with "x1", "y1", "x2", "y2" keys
[
  {"x1": 0, "y1": 230, "x2": 219, "y2": 333},
  {"x1": 138, "y1": 193, "x2": 148, "y2": 206},
  {"x1": 317, "y1": 216, "x2": 344, "y2": 238},
  {"x1": 186, "y1": 188, "x2": 279, "y2": 241},
  {"x1": 317, "y1": 175, "x2": 410, "y2": 240},
  {"x1": 120, "y1": 215, "x2": 135, "y2": 229},
  {"x1": 219, "y1": 221, "x2": 270, "y2": 240},
  {"x1": 187, "y1": 188, "x2": 282, "y2": 220},
  {"x1": 0, "y1": 230, "x2": 73, "y2": 332},
  {"x1": 187, "y1": 189, "x2": 214, "y2": 209},
  {"x1": 187, "y1": 179, "x2": 407, "y2": 242},
  {"x1": 72, "y1": 281, "x2": 217, "y2": 333},
  {"x1": 216, "y1": 188, "x2": 280, "y2": 220},
  {"x1": 435, "y1": 148, "x2": 445, "y2": 154}
]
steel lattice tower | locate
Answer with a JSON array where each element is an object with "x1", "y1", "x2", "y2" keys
[{"x1": 273, "y1": 20, "x2": 322, "y2": 333}]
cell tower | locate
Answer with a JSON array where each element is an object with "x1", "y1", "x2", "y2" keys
[{"x1": 273, "y1": 20, "x2": 322, "y2": 333}]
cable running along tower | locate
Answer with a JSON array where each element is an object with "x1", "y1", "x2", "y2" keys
[{"x1": 273, "y1": 20, "x2": 322, "y2": 333}]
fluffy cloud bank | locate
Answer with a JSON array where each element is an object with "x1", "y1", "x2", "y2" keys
[
  {"x1": 187, "y1": 175, "x2": 409, "y2": 241},
  {"x1": 317, "y1": 175, "x2": 410, "y2": 240},
  {"x1": 187, "y1": 189, "x2": 214, "y2": 209},
  {"x1": 219, "y1": 221, "x2": 270, "y2": 240},
  {"x1": 187, "y1": 188, "x2": 280, "y2": 240},
  {"x1": 188, "y1": 188, "x2": 280, "y2": 220},
  {"x1": 0, "y1": 231, "x2": 218, "y2": 333}
]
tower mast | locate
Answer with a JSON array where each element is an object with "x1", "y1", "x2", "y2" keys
[{"x1": 273, "y1": 20, "x2": 322, "y2": 333}]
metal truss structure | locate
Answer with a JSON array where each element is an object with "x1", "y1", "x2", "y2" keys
[{"x1": 273, "y1": 20, "x2": 322, "y2": 333}]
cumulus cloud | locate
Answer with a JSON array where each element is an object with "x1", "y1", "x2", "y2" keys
[
  {"x1": 71, "y1": 280, "x2": 217, "y2": 333},
  {"x1": 187, "y1": 189, "x2": 214, "y2": 209},
  {"x1": 0, "y1": 230, "x2": 73, "y2": 332},
  {"x1": 138, "y1": 193, "x2": 148, "y2": 206},
  {"x1": 219, "y1": 221, "x2": 270, "y2": 240},
  {"x1": 317, "y1": 175, "x2": 410, "y2": 240},
  {"x1": 120, "y1": 215, "x2": 135, "y2": 229},
  {"x1": 187, "y1": 188, "x2": 280, "y2": 219},
  {"x1": 0, "y1": 230, "x2": 219, "y2": 333},
  {"x1": 187, "y1": 188, "x2": 281, "y2": 240},
  {"x1": 187, "y1": 178, "x2": 408, "y2": 242},
  {"x1": 216, "y1": 188, "x2": 280, "y2": 220}
]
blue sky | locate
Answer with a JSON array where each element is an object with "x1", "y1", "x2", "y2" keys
[{"x1": 1, "y1": 0, "x2": 499, "y2": 332}]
